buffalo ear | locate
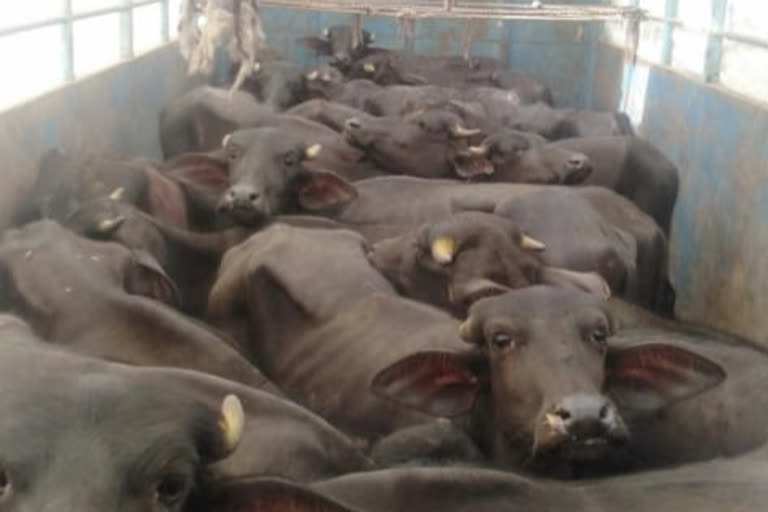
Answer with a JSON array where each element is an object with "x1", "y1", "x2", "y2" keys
[
  {"x1": 199, "y1": 477, "x2": 359, "y2": 512},
  {"x1": 372, "y1": 351, "x2": 488, "y2": 418},
  {"x1": 163, "y1": 152, "x2": 230, "y2": 188},
  {"x1": 452, "y1": 152, "x2": 495, "y2": 180},
  {"x1": 296, "y1": 171, "x2": 358, "y2": 211},
  {"x1": 606, "y1": 343, "x2": 726, "y2": 413},
  {"x1": 124, "y1": 250, "x2": 180, "y2": 308},
  {"x1": 297, "y1": 36, "x2": 332, "y2": 55}
]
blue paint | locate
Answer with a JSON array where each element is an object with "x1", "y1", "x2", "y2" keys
[
  {"x1": 593, "y1": 45, "x2": 768, "y2": 341},
  {"x1": 259, "y1": 4, "x2": 600, "y2": 108}
]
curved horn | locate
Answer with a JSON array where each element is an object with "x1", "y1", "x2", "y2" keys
[
  {"x1": 108, "y1": 187, "x2": 125, "y2": 201},
  {"x1": 322, "y1": 27, "x2": 330, "y2": 38},
  {"x1": 520, "y1": 234, "x2": 546, "y2": 251},
  {"x1": 305, "y1": 143, "x2": 323, "y2": 159},
  {"x1": 431, "y1": 237, "x2": 457, "y2": 264},
  {"x1": 452, "y1": 124, "x2": 482, "y2": 138},
  {"x1": 467, "y1": 145, "x2": 489, "y2": 156},
  {"x1": 363, "y1": 62, "x2": 376, "y2": 73},
  {"x1": 222, "y1": 134, "x2": 232, "y2": 148},
  {"x1": 306, "y1": 70, "x2": 319, "y2": 81},
  {"x1": 459, "y1": 317, "x2": 481, "y2": 345},
  {"x1": 252, "y1": 61, "x2": 261, "y2": 73},
  {"x1": 219, "y1": 394, "x2": 245, "y2": 453},
  {"x1": 98, "y1": 216, "x2": 126, "y2": 233}
]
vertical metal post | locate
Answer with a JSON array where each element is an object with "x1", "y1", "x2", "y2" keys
[
  {"x1": 661, "y1": 0, "x2": 678, "y2": 65},
  {"x1": 444, "y1": 0, "x2": 454, "y2": 12},
  {"x1": 120, "y1": 0, "x2": 134, "y2": 59},
  {"x1": 620, "y1": 11, "x2": 640, "y2": 112},
  {"x1": 352, "y1": 13, "x2": 363, "y2": 49},
  {"x1": 582, "y1": 21, "x2": 598, "y2": 109},
  {"x1": 704, "y1": 0, "x2": 727, "y2": 82},
  {"x1": 62, "y1": 0, "x2": 75, "y2": 81},
  {"x1": 161, "y1": 0, "x2": 170, "y2": 42}
]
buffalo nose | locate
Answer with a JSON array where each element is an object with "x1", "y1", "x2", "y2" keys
[
  {"x1": 548, "y1": 394, "x2": 618, "y2": 440},
  {"x1": 567, "y1": 153, "x2": 589, "y2": 170},
  {"x1": 563, "y1": 152, "x2": 592, "y2": 184},
  {"x1": 345, "y1": 117, "x2": 362, "y2": 131},
  {"x1": 332, "y1": 53, "x2": 351, "y2": 66},
  {"x1": 225, "y1": 185, "x2": 261, "y2": 209}
]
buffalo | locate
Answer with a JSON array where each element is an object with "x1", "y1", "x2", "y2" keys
[{"x1": 208, "y1": 225, "x2": 722, "y2": 474}]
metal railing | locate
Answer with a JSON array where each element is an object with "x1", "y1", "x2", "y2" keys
[
  {"x1": 0, "y1": 0, "x2": 171, "y2": 82},
  {"x1": 644, "y1": 14, "x2": 768, "y2": 52},
  {"x1": 614, "y1": 0, "x2": 766, "y2": 84},
  {"x1": 259, "y1": 1, "x2": 641, "y2": 21},
  {"x1": 0, "y1": 0, "x2": 763, "y2": 97}
]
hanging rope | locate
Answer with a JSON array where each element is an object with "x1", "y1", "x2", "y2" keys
[{"x1": 178, "y1": 0, "x2": 266, "y2": 93}]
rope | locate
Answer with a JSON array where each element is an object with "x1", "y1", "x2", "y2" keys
[
  {"x1": 178, "y1": 0, "x2": 266, "y2": 93},
  {"x1": 175, "y1": 0, "x2": 642, "y2": 94}
]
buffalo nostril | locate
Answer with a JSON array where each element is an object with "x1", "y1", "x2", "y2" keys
[
  {"x1": 599, "y1": 404, "x2": 609, "y2": 420},
  {"x1": 554, "y1": 408, "x2": 571, "y2": 421},
  {"x1": 345, "y1": 118, "x2": 362, "y2": 130},
  {"x1": 248, "y1": 192, "x2": 259, "y2": 202},
  {"x1": 227, "y1": 190, "x2": 236, "y2": 198},
  {"x1": 568, "y1": 153, "x2": 591, "y2": 170}
]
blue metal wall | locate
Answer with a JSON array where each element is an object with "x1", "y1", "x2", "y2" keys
[
  {"x1": 260, "y1": 5, "x2": 601, "y2": 108},
  {"x1": 0, "y1": 44, "x2": 200, "y2": 230},
  {"x1": 593, "y1": 46, "x2": 768, "y2": 343}
]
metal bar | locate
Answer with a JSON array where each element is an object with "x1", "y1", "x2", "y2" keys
[
  {"x1": 259, "y1": 1, "x2": 641, "y2": 21},
  {"x1": 661, "y1": 0, "x2": 678, "y2": 65},
  {"x1": 120, "y1": 0, "x2": 134, "y2": 60},
  {"x1": 582, "y1": 20, "x2": 599, "y2": 109},
  {"x1": 0, "y1": 0, "x2": 160, "y2": 38},
  {"x1": 645, "y1": 15, "x2": 768, "y2": 51},
  {"x1": 719, "y1": 31, "x2": 768, "y2": 50},
  {"x1": 704, "y1": 0, "x2": 727, "y2": 82},
  {"x1": 160, "y1": 0, "x2": 170, "y2": 42},
  {"x1": 62, "y1": 0, "x2": 74, "y2": 82}
]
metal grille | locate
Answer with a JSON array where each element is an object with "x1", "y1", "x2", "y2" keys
[
  {"x1": 259, "y1": 1, "x2": 642, "y2": 21},
  {"x1": 0, "y1": 0, "x2": 170, "y2": 92}
]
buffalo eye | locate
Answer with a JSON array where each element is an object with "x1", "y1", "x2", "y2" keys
[
  {"x1": 490, "y1": 332, "x2": 516, "y2": 350},
  {"x1": 283, "y1": 150, "x2": 301, "y2": 166},
  {"x1": 0, "y1": 465, "x2": 12, "y2": 502},
  {"x1": 155, "y1": 473, "x2": 189, "y2": 508},
  {"x1": 589, "y1": 326, "x2": 609, "y2": 349},
  {"x1": 225, "y1": 144, "x2": 242, "y2": 162}
]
